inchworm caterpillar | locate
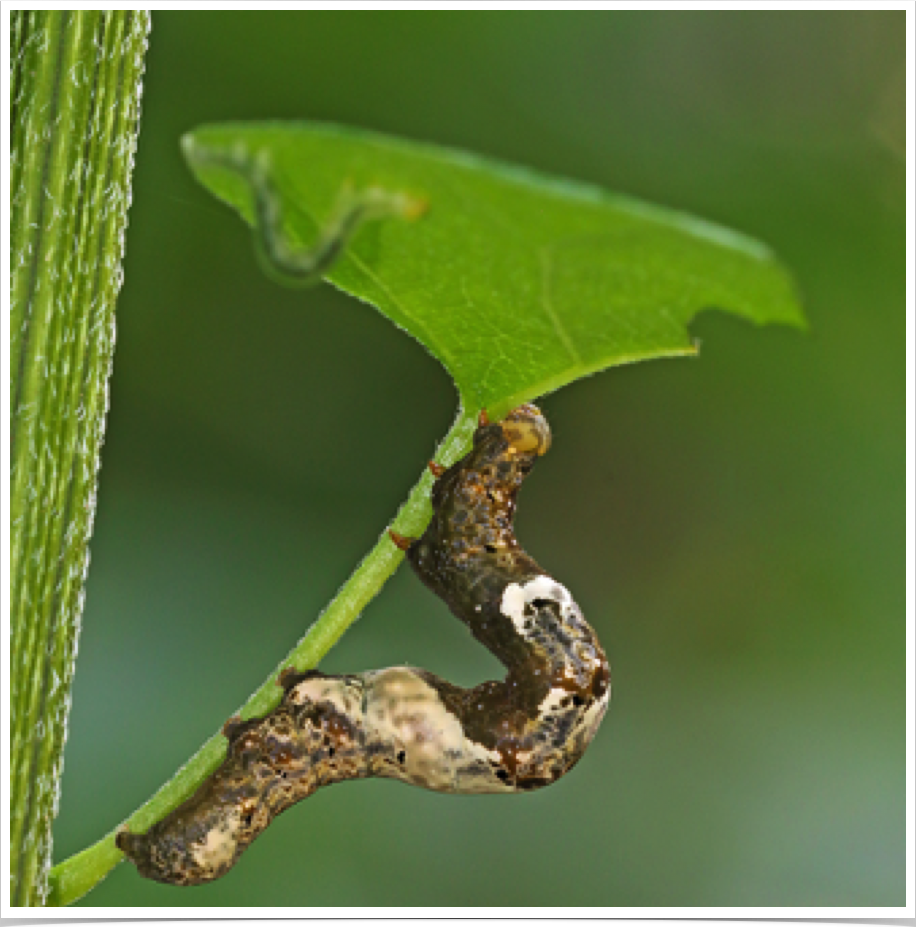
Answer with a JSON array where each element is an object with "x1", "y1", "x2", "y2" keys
[
  {"x1": 181, "y1": 140, "x2": 425, "y2": 288},
  {"x1": 117, "y1": 405, "x2": 610, "y2": 885}
]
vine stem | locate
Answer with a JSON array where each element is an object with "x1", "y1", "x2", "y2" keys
[{"x1": 47, "y1": 405, "x2": 479, "y2": 906}]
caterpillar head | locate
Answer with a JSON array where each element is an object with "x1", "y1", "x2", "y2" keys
[{"x1": 498, "y1": 404, "x2": 552, "y2": 457}]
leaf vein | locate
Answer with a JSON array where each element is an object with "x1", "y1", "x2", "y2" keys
[{"x1": 539, "y1": 247, "x2": 582, "y2": 367}]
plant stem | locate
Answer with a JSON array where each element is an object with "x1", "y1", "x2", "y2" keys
[
  {"x1": 46, "y1": 405, "x2": 478, "y2": 907},
  {"x1": 9, "y1": 11, "x2": 149, "y2": 906}
]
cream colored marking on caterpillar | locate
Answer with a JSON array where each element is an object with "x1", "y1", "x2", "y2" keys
[
  {"x1": 117, "y1": 405, "x2": 610, "y2": 886},
  {"x1": 500, "y1": 575, "x2": 577, "y2": 635}
]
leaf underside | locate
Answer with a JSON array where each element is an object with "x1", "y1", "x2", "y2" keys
[{"x1": 183, "y1": 121, "x2": 804, "y2": 413}]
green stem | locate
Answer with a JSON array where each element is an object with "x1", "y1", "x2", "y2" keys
[
  {"x1": 46, "y1": 405, "x2": 478, "y2": 907},
  {"x1": 10, "y1": 11, "x2": 149, "y2": 906}
]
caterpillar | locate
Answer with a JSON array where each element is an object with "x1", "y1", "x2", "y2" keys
[{"x1": 116, "y1": 405, "x2": 610, "y2": 886}]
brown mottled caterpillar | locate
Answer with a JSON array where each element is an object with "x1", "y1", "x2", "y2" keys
[{"x1": 117, "y1": 405, "x2": 610, "y2": 886}]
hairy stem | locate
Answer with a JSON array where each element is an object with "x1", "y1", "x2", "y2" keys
[
  {"x1": 9, "y1": 11, "x2": 149, "y2": 906},
  {"x1": 46, "y1": 406, "x2": 478, "y2": 906}
]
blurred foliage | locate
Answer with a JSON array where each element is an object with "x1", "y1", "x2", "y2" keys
[{"x1": 51, "y1": 11, "x2": 904, "y2": 906}]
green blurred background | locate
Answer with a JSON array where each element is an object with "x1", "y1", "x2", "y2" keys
[{"x1": 53, "y1": 11, "x2": 904, "y2": 906}]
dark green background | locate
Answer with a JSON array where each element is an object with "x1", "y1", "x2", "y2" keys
[{"x1": 54, "y1": 11, "x2": 904, "y2": 906}]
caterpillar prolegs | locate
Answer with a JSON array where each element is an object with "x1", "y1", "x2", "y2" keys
[{"x1": 117, "y1": 405, "x2": 610, "y2": 886}]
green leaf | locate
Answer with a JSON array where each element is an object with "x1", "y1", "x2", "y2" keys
[
  {"x1": 10, "y1": 10, "x2": 150, "y2": 906},
  {"x1": 182, "y1": 121, "x2": 803, "y2": 414}
]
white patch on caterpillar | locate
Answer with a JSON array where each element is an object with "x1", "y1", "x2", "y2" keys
[
  {"x1": 288, "y1": 676, "x2": 363, "y2": 718},
  {"x1": 191, "y1": 818, "x2": 238, "y2": 873},
  {"x1": 538, "y1": 685, "x2": 573, "y2": 715},
  {"x1": 500, "y1": 575, "x2": 578, "y2": 633},
  {"x1": 363, "y1": 667, "x2": 501, "y2": 792},
  {"x1": 584, "y1": 687, "x2": 610, "y2": 736}
]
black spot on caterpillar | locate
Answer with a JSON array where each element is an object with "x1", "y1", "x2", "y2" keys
[{"x1": 117, "y1": 405, "x2": 610, "y2": 885}]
